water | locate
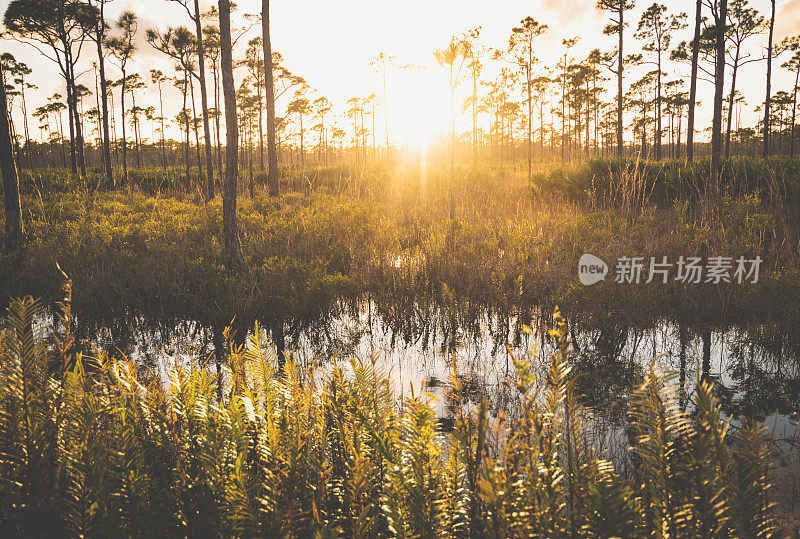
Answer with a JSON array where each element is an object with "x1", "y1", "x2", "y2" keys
[{"x1": 88, "y1": 301, "x2": 800, "y2": 429}]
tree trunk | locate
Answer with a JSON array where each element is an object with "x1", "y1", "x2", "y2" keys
[
  {"x1": 725, "y1": 48, "x2": 740, "y2": 157},
  {"x1": 120, "y1": 74, "x2": 128, "y2": 184},
  {"x1": 687, "y1": 0, "x2": 702, "y2": 162},
  {"x1": 262, "y1": 0, "x2": 280, "y2": 197},
  {"x1": 65, "y1": 66, "x2": 77, "y2": 174},
  {"x1": 221, "y1": 0, "x2": 243, "y2": 266},
  {"x1": 791, "y1": 68, "x2": 798, "y2": 158},
  {"x1": 193, "y1": 0, "x2": 215, "y2": 200},
  {"x1": 763, "y1": 0, "x2": 775, "y2": 157},
  {"x1": 189, "y1": 75, "x2": 203, "y2": 178},
  {"x1": 20, "y1": 76, "x2": 30, "y2": 169},
  {"x1": 96, "y1": 6, "x2": 114, "y2": 189},
  {"x1": 132, "y1": 92, "x2": 141, "y2": 168},
  {"x1": 0, "y1": 60, "x2": 24, "y2": 251},
  {"x1": 526, "y1": 62, "x2": 532, "y2": 182},
  {"x1": 710, "y1": 0, "x2": 727, "y2": 210},
  {"x1": 183, "y1": 82, "x2": 190, "y2": 190},
  {"x1": 66, "y1": 47, "x2": 86, "y2": 177},
  {"x1": 616, "y1": 5, "x2": 624, "y2": 157},
  {"x1": 656, "y1": 49, "x2": 662, "y2": 161},
  {"x1": 213, "y1": 59, "x2": 222, "y2": 178},
  {"x1": 158, "y1": 83, "x2": 167, "y2": 170},
  {"x1": 472, "y1": 65, "x2": 477, "y2": 166},
  {"x1": 258, "y1": 70, "x2": 264, "y2": 172}
]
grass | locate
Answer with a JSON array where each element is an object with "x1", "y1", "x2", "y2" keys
[
  {"x1": 3, "y1": 158, "x2": 799, "y2": 340},
  {"x1": 0, "y1": 292, "x2": 779, "y2": 537}
]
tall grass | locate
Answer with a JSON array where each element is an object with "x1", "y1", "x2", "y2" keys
[
  {"x1": 4, "y1": 160, "x2": 800, "y2": 346},
  {"x1": 0, "y1": 288, "x2": 778, "y2": 537},
  {"x1": 531, "y1": 157, "x2": 800, "y2": 208}
]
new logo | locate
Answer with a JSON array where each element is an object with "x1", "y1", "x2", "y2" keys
[{"x1": 578, "y1": 254, "x2": 608, "y2": 286}]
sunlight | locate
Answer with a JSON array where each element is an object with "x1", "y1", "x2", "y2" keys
[{"x1": 387, "y1": 64, "x2": 451, "y2": 150}]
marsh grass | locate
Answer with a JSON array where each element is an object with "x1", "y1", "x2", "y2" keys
[{"x1": 3, "y1": 159, "x2": 799, "y2": 345}]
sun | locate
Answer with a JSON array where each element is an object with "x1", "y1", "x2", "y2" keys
[{"x1": 386, "y1": 64, "x2": 452, "y2": 150}]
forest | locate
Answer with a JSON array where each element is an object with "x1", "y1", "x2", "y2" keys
[{"x1": 1, "y1": 0, "x2": 800, "y2": 536}]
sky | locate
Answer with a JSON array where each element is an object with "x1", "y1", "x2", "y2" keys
[{"x1": 1, "y1": 0, "x2": 799, "y2": 147}]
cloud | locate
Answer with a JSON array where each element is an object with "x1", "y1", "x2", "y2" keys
[
  {"x1": 541, "y1": 0, "x2": 601, "y2": 24},
  {"x1": 775, "y1": 0, "x2": 800, "y2": 42}
]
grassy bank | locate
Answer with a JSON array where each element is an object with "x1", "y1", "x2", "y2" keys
[{"x1": 0, "y1": 296, "x2": 778, "y2": 537}]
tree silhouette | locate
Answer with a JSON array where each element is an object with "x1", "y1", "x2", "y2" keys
[
  {"x1": 242, "y1": 37, "x2": 265, "y2": 171},
  {"x1": 1, "y1": 53, "x2": 34, "y2": 168},
  {"x1": 686, "y1": 0, "x2": 703, "y2": 161},
  {"x1": 635, "y1": 3, "x2": 686, "y2": 161},
  {"x1": 763, "y1": 0, "x2": 775, "y2": 156},
  {"x1": 370, "y1": 52, "x2": 398, "y2": 159},
  {"x1": 710, "y1": 0, "x2": 728, "y2": 209},
  {"x1": 286, "y1": 93, "x2": 311, "y2": 167},
  {"x1": 781, "y1": 37, "x2": 800, "y2": 157},
  {"x1": 169, "y1": 0, "x2": 216, "y2": 200},
  {"x1": 462, "y1": 29, "x2": 483, "y2": 166},
  {"x1": 313, "y1": 96, "x2": 331, "y2": 164},
  {"x1": 510, "y1": 17, "x2": 548, "y2": 180},
  {"x1": 434, "y1": 37, "x2": 467, "y2": 219},
  {"x1": 597, "y1": 0, "x2": 635, "y2": 157},
  {"x1": 557, "y1": 37, "x2": 579, "y2": 162},
  {"x1": 202, "y1": 11, "x2": 223, "y2": 176},
  {"x1": 86, "y1": 0, "x2": 114, "y2": 187},
  {"x1": 105, "y1": 10, "x2": 136, "y2": 185},
  {"x1": 147, "y1": 25, "x2": 196, "y2": 185},
  {"x1": 5, "y1": 0, "x2": 92, "y2": 176},
  {"x1": 724, "y1": 0, "x2": 765, "y2": 157},
  {"x1": 150, "y1": 69, "x2": 169, "y2": 169}
]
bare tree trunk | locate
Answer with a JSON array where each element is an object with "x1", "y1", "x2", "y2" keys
[
  {"x1": 97, "y1": 18, "x2": 114, "y2": 188},
  {"x1": 258, "y1": 52, "x2": 264, "y2": 172},
  {"x1": 120, "y1": 75, "x2": 128, "y2": 184},
  {"x1": 213, "y1": 60, "x2": 222, "y2": 178},
  {"x1": 725, "y1": 49, "x2": 740, "y2": 157},
  {"x1": 687, "y1": 0, "x2": 702, "y2": 162},
  {"x1": 158, "y1": 82, "x2": 167, "y2": 170},
  {"x1": 526, "y1": 63, "x2": 532, "y2": 181},
  {"x1": 65, "y1": 67, "x2": 77, "y2": 174},
  {"x1": 0, "y1": 61, "x2": 24, "y2": 251},
  {"x1": 66, "y1": 47, "x2": 86, "y2": 177},
  {"x1": 616, "y1": 5, "x2": 624, "y2": 157},
  {"x1": 763, "y1": 0, "x2": 775, "y2": 158},
  {"x1": 710, "y1": 0, "x2": 728, "y2": 211},
  {"x1": 221, "y1": 0, "x2": 243, "y2": 266},
  {"x1": 193, "y1": 0, "x2": 215, "y2": 200},
  {"x1": 262, "y1": 0, "x2": 280, "y2": 197},
  {"x1": 189, "y1": 75, "x2": 203, "y2": 178},
  {"x1": 20, "y1": 76, "x2": 30, "y2": 169},
  {"x1": 182, "y1": 82, "x2": 190, "y2": 190},
  {"x1": 472, "y1": 65, "x2": 477, "y2": 166},
  {"x1": 656, "y1": 49, "x2": 662, "y2": 161},
  {"x1": 791, "y1": 68, "x2": 798, "y2": 158},
  {"x1": 132, "y1": 92, "x2": 141, "y2": 168}
]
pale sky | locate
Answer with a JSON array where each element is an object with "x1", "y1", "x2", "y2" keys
[{"x1": 1, "y1": 0, "x2": 799, "y2": 146}]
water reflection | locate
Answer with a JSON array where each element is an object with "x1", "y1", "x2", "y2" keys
[{"x1": 79, "y1": 300, "x2": 800, "y2": 431}]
